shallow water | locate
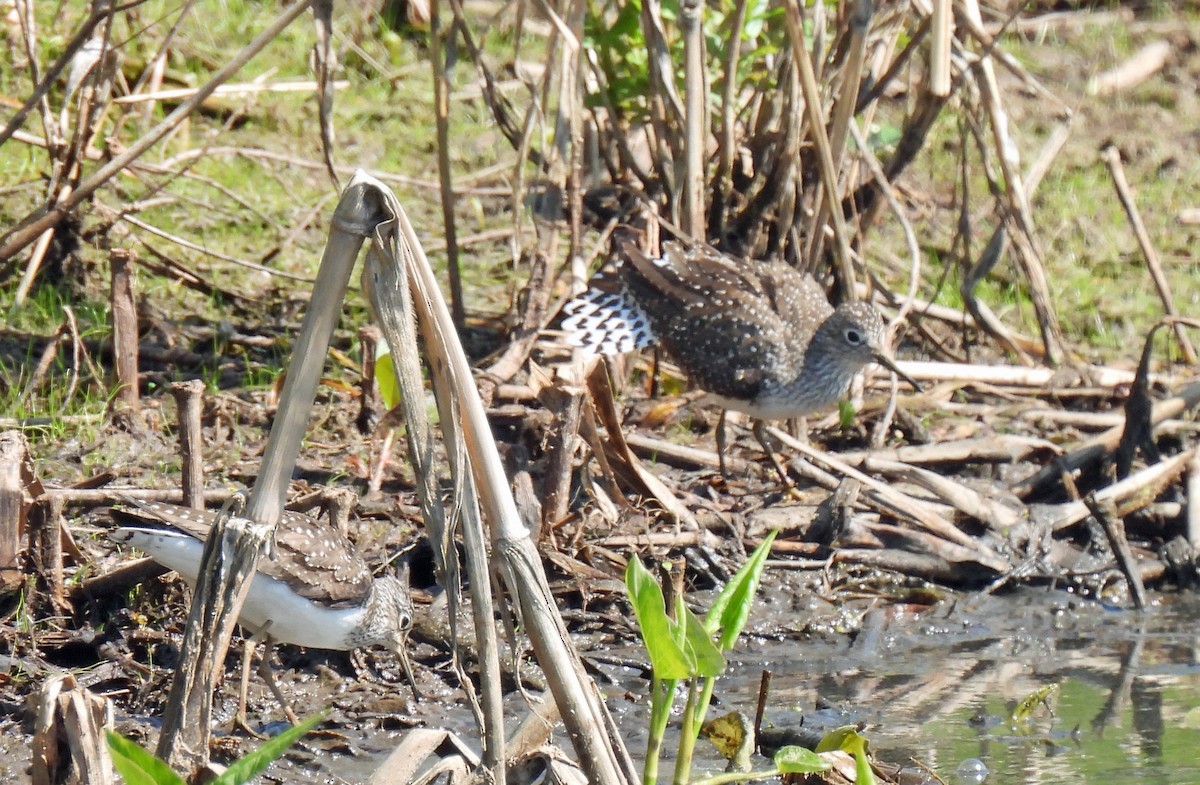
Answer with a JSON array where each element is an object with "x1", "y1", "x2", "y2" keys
[{"x1": 602, "y1": 586, "x2": 1200, "y2": 785}]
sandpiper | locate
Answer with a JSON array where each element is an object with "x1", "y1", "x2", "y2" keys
[
  {"x1": 562, "y1": 236, "x2": 920, "y2": 477},
  {"x1": 110, "y1": 499, "x2": 418, "y2": 724}
]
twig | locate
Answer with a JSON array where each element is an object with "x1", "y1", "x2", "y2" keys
[
  {"x1": 170, "y1": 381, "x2": 206, "y2": 510},
  {"x1": 1088, "y1": 40, "x2": 1172, "y2": 96},
  {"x1": 1084, "y1": 494, "x2": 1146, "y2": 609},
  {"x1": 1101, "y1": 146, "x2": 1197, "y2": 364},
  {"x1": 108, "y1": 248, "x2": 139, "y2": 413},
  {"x1": 784, "y1": 0, "x2": 856, "y2": 298},
  {"x1": 430, "y1": 0, "x2": 465, "y2": 329},
  {"x1": 0, "y1": 0, "x2": 318, "y2": 263},
  {"x1": 0, "y1": 431, "x2": 30, "y2": 590}
]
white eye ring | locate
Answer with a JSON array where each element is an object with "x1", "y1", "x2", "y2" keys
[{"x1": 845, "y1": 328, "x2": 864, "y2": 345}]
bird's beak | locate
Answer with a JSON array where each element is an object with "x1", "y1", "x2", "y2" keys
[
  {"x1": 392, "y1": 638, "x2": 422, "y2": 701},
  {"x1": 871, "y1": 349, "x2": 922, "y2": 392}
]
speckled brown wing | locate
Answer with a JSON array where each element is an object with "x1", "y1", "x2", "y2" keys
[
  {"x1": 621, "y1": 242, "x2": 801, "y2": 400},
  {"x1": 113, "y1": 500, "x2": 374, "y2": 607},
  {"x1": 757, "y1": 262, "x2": 833, "y2": 360},
  {"x1": 263, "y1": 511, "x2": 373, "y2": 606}
]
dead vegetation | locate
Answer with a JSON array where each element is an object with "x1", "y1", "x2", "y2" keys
[{"x1": 1, "y1": 0, "x2": 1199, "y2": 783}]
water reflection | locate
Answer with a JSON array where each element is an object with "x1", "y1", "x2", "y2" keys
[{"x1": 707, "y1": 587, "x2": 1200, "y2": 785}]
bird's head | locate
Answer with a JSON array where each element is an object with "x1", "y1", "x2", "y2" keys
[{"x1": 815, "y1": 302, "x2": 921, "y2": 390}]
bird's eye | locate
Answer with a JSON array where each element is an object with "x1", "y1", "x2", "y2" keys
[
  {"x1": 845, "y1": 328, "x2": 863, "y2": 345},
  {"x1": 399, "y1": 612, "x2": 413, "y2": 631}
]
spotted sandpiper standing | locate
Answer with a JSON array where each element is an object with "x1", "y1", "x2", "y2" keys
[
  {"x1": 110, "y1": 500, "x2": 418, "y2": 725},
  {"x1": 562, "y1": 237, "x2": 921, "y2": 478}
]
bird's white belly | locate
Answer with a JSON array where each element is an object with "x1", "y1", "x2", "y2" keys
[
  {"x1": 121, "y1": 529, "x2": 364, "y2": 650},
  {"x1": 706, "y1": 392, "x2": 830, "y2": 421}
]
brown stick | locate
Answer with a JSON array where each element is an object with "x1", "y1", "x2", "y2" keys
[
  {"x1": 429, "y1": 0, "x2": 464, "y2": 329},
  {"x1": 1085, "y1": 494, "x2": 1146, "y2": 609},
  {"x1": 357, "y1": 325, "x2": 383, "y2": 435},
  {"x1": 0, "y1": 431, "x2": 30, "y2": 590},
  {"x1": 109, "y1": 248, "x2": 139, "y2": 411},
  {"x1": 31, "y1": 495, "x2": 68, "y2": 614},
  {"x1": 538, "y1": 382, "x2": 584, "y2": 538},
  {"x1": 170, "y1": 380, "x2": 206, "y2": 510},
  {"x1": 1101, "y1": 145, "x2": 1197, "y2": 364}
]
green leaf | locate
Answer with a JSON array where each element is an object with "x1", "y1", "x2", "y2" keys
[
  {"x1": 681, "y1": 603, "x2": 725, "y2": 678},
  {"x1": 815, "y1": 726, "x2": 875, "y2": 785},
  {"x1": 774, "y1": 745, "x2": 832, "y2": 774},
  {"x1": 1011, "y1": 684, "x2": 1058, "y2": 724},
  {"x1": 213, "y1": 713, "x2": 324, "y2": 785},
  {"x1": 106, "y1": 731, "x2": 187, "y2": 785},
  {"x1": 375, "y1": 341, "x2": 401, "y2": 411},
  {"x1": 705, "y1": 531, "x2": 777, "y2": 649},
  {"x1": 625, "y1": 557, "x2": 694, "y2": 680},
  {"x1": 838, "y1": 399, "x2": 856, "y2": 429}
]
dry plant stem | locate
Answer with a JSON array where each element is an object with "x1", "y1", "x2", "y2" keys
[
  {"x1": 784, "y1": 0, "x2": 855, "y2": 298},
  {"x1": 1089, "y1": 40, "x2": 1173, "y2": 96},
  {"x1": 710, "y1": 0, "x2": 749, "y2": 237},
  {"x1": 863, "y1": 457, "x2": 1019, "y2": 531},
  {"x1": 929, "y1": 0, "x2": 952, "y2": 95},
  {"x1": 119, "y1": 211, "x2": 316, "y2": 283},
  {"x1": 246, "y1": 174, "x2": 367, "y2": 525},
  {"x1": 1013, "y1": 382, "x2": 1200, "y2": 498},
  {"x1": 155, "y1": 498, "x2": 270, "y2": 772},
  {"x1": 959, "y1": 0, "x2": 1065, "y2": 364},
  {"x1": 839, "y1": 434, "x2": 1057, "y2": 468},
  {"x1": 374, "y1": 174, "x2": 635, "y2": 785},
  {"x1": 1101, "y1": 146, "x2": 1197, "y2": 364},
  {"x1": 0, "y1": 0, "x2": 130, "y2": 147},
  {"x1": 1085, "y1": 495, "x2": 1146, "y2": 609},
  {"x1": 108, "y1": 249, "x2": 139, "y2": 410},
  {"x1": 31, "y1": 495, "x2": 68, "y2": 613},
  {"x1": 1044, "y1": 448, "x2": 1196, "y2": 532},
  {"x1": 1187, "y1": 450, "x2": 1200, "y2": 547},
  {"x1": 170, "y1": 380, "x2": 206, "y2": 510},
  {"x1": 311, "y1": 0, "x2": 340, "y2": 189},
  {"x1": 158, "y1": 175, "x2": 378, "y2": 770},
  {"x1": 430, "y1": 0, "x2": 465, "y2": 329},
  {"x1": 361, "y1": 193, "x2": 503, "y2": 778},
  {"x1": 848, "y1": 121, "x2": 920, "y2": 323},
  {"x1": 824, "y1": 0, "x2": 870, "y2": 185},
  {"x1": 0, "y1": 0, "x2": 316, "y2": 263},
  {"x1": 32, "y1": 674, "x2": 114, "y2": 785},
  {"x1": 539, "y1": 383, "x2": 584, "y2": 534},
  {"x1": 679, "y1": 0, "x2": 705, "y2": 236},
  {"x1": 0, "y1": 432, "x2": 30, "y2": 589},
  {"x1": 767, "y1": 427, "x2": 1006, "y2": 568}
]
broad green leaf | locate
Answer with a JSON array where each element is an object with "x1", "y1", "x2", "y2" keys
[
  {"x1": 106, "y1": 731, "x2": 187, "y2": 785},
  {"x1": 705, "y1": 531, "x2": 777, "y2": 649},
  {"x1": 816, "y1": 726, "x2": 875, "y2": 785},
  {"x1": 625, "y1": 557, "x2": 693, "y2": 679},
  {"x1": 375, "y1": 341, "x2": 401, "y2": 411},
  {"x1": 1012, "y1": 684, "x2": 1058, "y2": 724},
  {"x1": 681, "y1": 603, "x2": 725, "y2": 678},
  {"x1": 214, "y1": 713, "x2": 324, "y2": 785},
  {"x1": 774, "y1": 745, "x2": 832, "y2": 774}
]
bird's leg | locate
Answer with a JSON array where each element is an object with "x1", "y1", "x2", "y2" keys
[
  {"x1": 715, "y1": 409, "x2": 730, "y2": 480},
  {"x1": 234, "y1": 631, "x2": 267, "y2": 738},
  {"x1": 752, "y1": 420, "x2": 794, "y2": 488},
  {"x1": 236, "y1": 626, "x2": 300, "y2": 734},
  {"x1": 256, "y1": 637, "x2": 301, "y2": 727}
]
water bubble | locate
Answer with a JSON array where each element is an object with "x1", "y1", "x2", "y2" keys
[{"x1": 955, "y1": 758, "x2": 988, "y2": 783}]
